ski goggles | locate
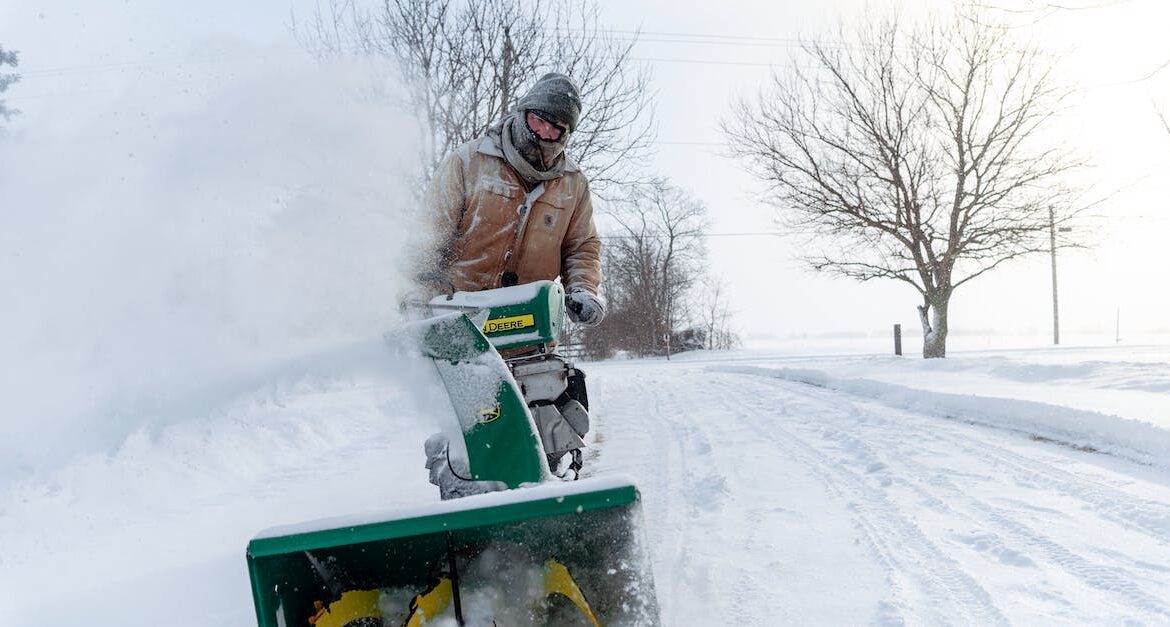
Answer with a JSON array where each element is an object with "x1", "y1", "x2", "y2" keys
[{"x1": 525, "y1": 109, "x2": 568, "y2": 142}]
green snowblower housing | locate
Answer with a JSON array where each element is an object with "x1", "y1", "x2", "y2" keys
[
  {"x1": 245, "y1": 281, "x2": 659, "y2": 626},
  {"x1": 437, "y1": 279, "x2": 566, "y2": 352}
]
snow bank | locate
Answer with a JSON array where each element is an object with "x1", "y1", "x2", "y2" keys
[
  {"x1": 713, "y1": 364, "x2": 1170, "y2": 470},
  {"x1": 0, "y1": 343, "x2": 444, "y2": 621}
]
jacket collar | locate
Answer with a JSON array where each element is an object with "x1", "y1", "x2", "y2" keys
[{"x1": 477, "y1": 133, "x2": 580, "y2": 174}]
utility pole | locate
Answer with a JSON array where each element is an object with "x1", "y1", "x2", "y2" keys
[
  {"x1": 1049, "y1": 205, "x2": 1060, "y2": 345},
  {"x1": 1116, "y1": 307, "x2": 1121, "y2": 344},
  {"x1": 1048, "y1": 207, "x2": 1073, "y2": 346}
]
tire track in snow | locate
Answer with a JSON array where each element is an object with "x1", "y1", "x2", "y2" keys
[
  {"x1": 950, "y1": 435, "x2": 1170, "y2": 539},
  {"x1": 721, "y1": 370, "x2": 1170, "y2": 622},
  {"x1": 812, "y1": 403, "x2": 1170, "y2": 621},
  {"x1": 592, "y1": 369, "x2": 785, "y2": 625},
  {"x1": 705, "y1": 374, "x2": 1010, "y2": 626},
  {"x1": 591, "y1": 373, "x2": 695, "y2": 622},
  {"x1": 931, "y1": 437, "x2": 1170, "y2": 619}
]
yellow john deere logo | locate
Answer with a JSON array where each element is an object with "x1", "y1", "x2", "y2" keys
[
  {"x1": 483, "y1": 314, "x2": 536, "y2": 334},
  {"x1": 477, "y1": 404, "x2": 502, "y2": 424}
]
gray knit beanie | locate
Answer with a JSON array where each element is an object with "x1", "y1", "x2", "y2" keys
[{"x1": 516, "y1": 73, "x2": 582, "y2": 132}]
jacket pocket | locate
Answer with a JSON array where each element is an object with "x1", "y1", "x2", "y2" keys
[
  {"x1": 468, "y1": 180, "x2": 521, "y2": 230},
  {"x1": 478, "y1": 179, "x2": 520, "y2": 198}
]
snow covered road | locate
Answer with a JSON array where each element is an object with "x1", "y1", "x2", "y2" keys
[
  {"x1": 4, "y1": 345, "x2": 1170, "y2": 625},
  {"x1": 591, "y1": 356, "x2": 1170, "y2": 625}
]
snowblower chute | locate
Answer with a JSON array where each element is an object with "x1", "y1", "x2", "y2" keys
[{"x1": 246, "y1": 281, "x2": 659, "y2": 626}]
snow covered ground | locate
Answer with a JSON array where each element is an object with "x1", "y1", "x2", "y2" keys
[
  {"x1": 3, "y1": 339, "x2": 1170, "y2": 625},
  {"x1": 596, "y1": 342, "x2": 1170, "y2": 624}
]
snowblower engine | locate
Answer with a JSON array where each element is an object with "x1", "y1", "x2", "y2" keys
[{"x1": 428, "y1": 281, "x2": 591, "y2": 478}]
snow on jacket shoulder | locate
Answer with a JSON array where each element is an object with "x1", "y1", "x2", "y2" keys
[{"x1": 421, "y1": 133, "x2": 601, "y2": 295}]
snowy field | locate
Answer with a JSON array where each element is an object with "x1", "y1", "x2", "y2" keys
[{"x1": 3, "y1": 339, "x2": 1170, "y2": 625}]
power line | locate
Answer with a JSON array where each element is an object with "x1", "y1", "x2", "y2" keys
[
  {"x1": 16, "y1": 52, "x2": 787, "y2": 81},
  {"x1": 598, "y1": 232, "x2": 782, "y2": 240},
  {"x1": 628, "y1": 55, "x2": 781, "y2": 68},
  {"x1": 634, "y1": 36, "x2": 802, "y2": 49},
  {"x1": 592, "y1": 28, "x2": 808, "y2": 43},
  {"x1": 548, "y1": 26, "x2": 861, "y2": 48},
  {"x1": 17, "y1": 26, "x2": 825, "y2": 81}
]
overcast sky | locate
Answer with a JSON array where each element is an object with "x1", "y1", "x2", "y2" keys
[{"x1": 3, "y1": 0, "x2": 1168, "y2": 348}]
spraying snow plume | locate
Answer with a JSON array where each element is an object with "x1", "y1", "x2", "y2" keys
[{"x1": 0, "y1": 49, "x2": 424, "y2": 477}]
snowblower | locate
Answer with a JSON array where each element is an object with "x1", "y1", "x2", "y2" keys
[{"x1": 245, "y1": 280, "x2": 659, "y2": 626}]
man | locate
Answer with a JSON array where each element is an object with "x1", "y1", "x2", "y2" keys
[
  {"x1": 416, "y1": 73, "x2": 605, "y2": 495},
  {"x1": 417, "y1": 72, "x2": 605, "y2": 326}
]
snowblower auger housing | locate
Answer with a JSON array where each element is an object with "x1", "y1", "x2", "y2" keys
[
  {"x1": 246, "y1": 478, "x2": 655, "y2": 626},
  {"x1": 245, "y1": 280, "x2": 659, "y2": 626}
]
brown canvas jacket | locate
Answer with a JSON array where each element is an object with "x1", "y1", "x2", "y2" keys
[{"x1": 422, "y1": 132, "x2": 601, "y2": 295}]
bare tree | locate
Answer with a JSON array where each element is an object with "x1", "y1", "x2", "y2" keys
[
  {"x1": 697, "y1": 275, "x2": 740, "y2": 351},
  {"x1": 0, "y1": 45, "x2": 19, "y2": 125},
  {"x1": 587, "y1": 182, "x2": 709, "y2": 357},
  {"x1": 725, "y1": 10, "x2": 1085, "y2": 358},
  {"x1": 292, "y1": 0, "x2": 654, "y2": 196}
]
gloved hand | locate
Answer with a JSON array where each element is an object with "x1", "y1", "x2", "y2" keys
[{"x1": 565, "y1": 289, "x2": 606, "y2": 327}]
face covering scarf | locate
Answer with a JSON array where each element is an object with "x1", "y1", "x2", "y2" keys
[{"x1": 500, "y1": 113, "x2": 567, "y2": 185}]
